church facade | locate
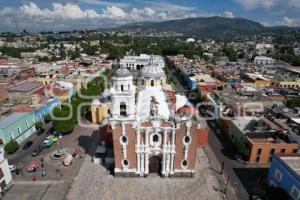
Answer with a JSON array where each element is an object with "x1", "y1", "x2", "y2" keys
[{"x1": 108, "y1": 56, "x2": 206, "y2": 177}]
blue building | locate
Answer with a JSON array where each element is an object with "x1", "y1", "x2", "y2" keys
[
  {"x1": 267, "y1": 154, "x2": 300, "y2": 200},
  {"x1": 34, "y1": 98, "x2": 61, "y2": 122},
  {"x1": 179, "y1": 72, "x2": 198, "y2": 90}
]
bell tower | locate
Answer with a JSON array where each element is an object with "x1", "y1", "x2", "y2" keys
[{"x1": 110, "y1": 67, "x2": 136, "y2": 120}]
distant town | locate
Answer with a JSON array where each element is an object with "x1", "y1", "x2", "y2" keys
[{"x1": 0, "y1": 13, "x2": 299, "y2": 200}]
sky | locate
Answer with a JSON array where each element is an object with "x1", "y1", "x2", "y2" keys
[{"x1": 0, "y1": 0, "x2": 299, "y2": 32}]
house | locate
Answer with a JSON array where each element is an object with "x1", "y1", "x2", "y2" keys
[
  {"x1": 7, "y1": 81, "x2": 43, "y2": 102},
  {"x1": 0, "y1": 112, "x2": 36, "y2": 146},
  {"x1": 33, "y1": 98, "x2": 61, "y2": 122},
  {"x1": 0, "y1": 151, "x2": 12, "y2": 195},
  {"x1": 229, "y1": 116, "x2": 298, "y2": 165},
  {"x1": 254, "y1": 56, "x2": 274, "y2": 66},
  {"x1": 267, "y1": 154, "x2": 300, "y2": 200}
]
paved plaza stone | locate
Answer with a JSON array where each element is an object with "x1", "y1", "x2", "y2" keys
[{"x1": 67, "y1": 148, "x2": 222, "y2": 200}]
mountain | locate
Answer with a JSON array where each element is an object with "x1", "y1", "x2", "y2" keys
[{"x1": 108, "y1": 16, "x2": 299, "y2": 40}]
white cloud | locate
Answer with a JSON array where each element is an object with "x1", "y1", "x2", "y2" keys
[
  {"x1": 0, "y1": 1, "x2": 205, "y2": 31},
  {"x1": 287, "y1": 0, "x2": 300, "y2": 9},
  {"x1": 224, "y1": 11, "x2": 235, "y2": 18},
  {"x1": 233, "y1": 0, "x2": 278, "y2": 10},
  {"x1": 234, "y1": 0, "x2": 300, "y2": 11},
  {"x1": 282, "y1": 16, "x2": 294, "y2": 26},
  {"x1": 102, "y1": 5, "x2": 127, "y2": 18}
]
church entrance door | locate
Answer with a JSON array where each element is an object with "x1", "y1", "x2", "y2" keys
[{"x1": 149, "y1": 156, "x2": 161, "y2": 175}]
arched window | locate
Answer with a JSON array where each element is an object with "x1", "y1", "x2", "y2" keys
[
  {"x1": 151, "y1": 80, "x2": 155, "y2": 87},
  {"x1": 120, "y1": 102, "x2": 127, "y2": 117}
]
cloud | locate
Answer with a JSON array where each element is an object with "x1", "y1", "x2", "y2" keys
[
  {"x1": 0, "y1": 1, "x2": 204, "y2": 32},
  {"x1": 79, "y1": 0, "x2": 130, "y2": 8},
  {"x1": 102, "y1": 5, "x2": 127, "y2": 18},
  {"x1": 233, "y1": 0, "x2": 277, "y2": 10},
  {"x1": 283, "y1": 16, "x2": 294, "y2": 26},
  {"x1": 223, "y1": 11, "x2": 235, "y2": 18},
  {"x1": 233, "y1": 0, "x2": 300, "y2": 11}
]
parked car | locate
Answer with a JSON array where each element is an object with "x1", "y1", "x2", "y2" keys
[
  {"x1": 43, "y1": 139, "x2": 53, "y2": 148},
  {"x1": 23, "y1": 141, "x2": 33, "y2": 150},
  {"x1": 9, "y1": 165, "x2": 16, "y2": 172},
  {"x1": 31, "y1": 145, "x2": 43, "y2": 156}
]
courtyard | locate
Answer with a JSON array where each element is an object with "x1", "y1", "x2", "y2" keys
[{"x1": 66, "y1": 148, "x2": 222, "y2": 200}]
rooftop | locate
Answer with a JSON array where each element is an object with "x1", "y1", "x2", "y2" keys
[
  {"x1": 0, "y1": 112, "x2": 29, "y2": 129},
  {"x1": 278, "y1": 154, "x2": 300, "y2": 177},
  {"x1": 8, "y1": 81, "x2": 43, "y2": 92}
]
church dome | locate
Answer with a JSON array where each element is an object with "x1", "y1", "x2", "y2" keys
[
  {"x1": 115, "y1": 67, "x2": 131, "y2": 77},
  {"x1": 141, "y1": 59, "x2": 164, "y2": 78}
]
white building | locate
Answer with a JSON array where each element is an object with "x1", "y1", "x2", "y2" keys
[
  {"x1": 0, "y1": 151, "x2": 12, "y2": 195},
  {"x1": 119, "y1": 54, "x2": 165, "y2": 70},
  {"x1": 256, "y1": 44, "x2": 274, "y2": 55},
  {"x1": 254, "y1": 56, "x2": 275, "y2": 66}
]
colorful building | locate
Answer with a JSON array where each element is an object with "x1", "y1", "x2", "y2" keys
[
  {"x1": 34, "y1": 98, "x2": 61, "y2": 122},
  {"x1": 267, "y1": 154, "x2": 300, "y2": 200},
  {"x1": 0, "y1": 112, "x2": 36, "y2": 146}
]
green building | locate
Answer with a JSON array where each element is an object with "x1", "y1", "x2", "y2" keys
[{"x1": 0, "y1": 112, "x2": 36, "y2": 146}]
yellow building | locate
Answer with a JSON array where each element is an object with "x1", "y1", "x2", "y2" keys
[
  {"x1": 270, "y1": 79, "x2": 300, "y2": 89},
  {"x1": 255, "y1": 79, "x2": 270, "y2": 89},
  {"x1": 91, "y1": 100, "x2": 111, "y2": 124},
  {"x1": 37, "y1": 74, "x2": 56, "y2": 85}
]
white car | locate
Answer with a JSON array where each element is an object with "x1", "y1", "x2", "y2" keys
[{"x1": 9, "y1": 165, "x2": 16, "y2": 171}]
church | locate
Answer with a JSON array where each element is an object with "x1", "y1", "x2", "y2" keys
[{"x1": 92, "y1": 56, "x2": 208, "y2": 177}]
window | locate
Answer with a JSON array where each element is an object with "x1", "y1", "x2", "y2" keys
[
  {"x1": 293, "y1": 149, "x2": 298, "y2": 153},
  {"x1": 17, "y1": 128, "x2": 21, "y2": 134},
  {"x1": 151, "y1": 80, "x2": 154, "y2": 87},
  {"x1": 291, "y1": 186, "x2": 300, "y2": 200},
  {"x1": 183, "y1": 136, "x2": 191, "y2": 145},
  {"x1": 26, "y1": 121, "x2": 29, "y2": 128},
  {"x1": 121, "y1": 85, "x2": 124, "y2": 92},
  {"x1": 120, "y1": 102, "x2": 127, "y2": 117},
  {"x1": 181, "y1": 160, "x2": 189, "y2": 168},
  {"x1": 257, "y1": 148, "x2": 262, "y2": 156},
  {"x1": 256, "y1": 156, "x2": 260, "y2": 163},
  {"x1": 281, "y1": 149, "x2": 286, "y2": 153},
  {"x1": 153, "y1": 134, "x2": 159, "y2": 143},
  {"x1": 122, "y1": 159, "x2": 130, "y2": 168},
  {"x1": 120, "y1": 135, "x2": 128, "y2": 145},
  {"x1": 274, "y1": 169, "x2": 282, "y2": 182}
]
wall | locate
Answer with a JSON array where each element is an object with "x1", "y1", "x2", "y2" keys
[
  {"x1": 0, "y1": 152, "x2": 12, "y2": 193},
  {"x1": 248, "y1": 140, "x2": 299, "y2": 165},
  {"x1": 0, "y1": 112, "x2": 36, "y2": 145},
  {"x1": 267, "y1": 155, "x2": 300, "y2": 199}
]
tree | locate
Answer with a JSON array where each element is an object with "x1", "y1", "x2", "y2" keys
[
  {"x1": 4, "y1": 140, "x2": 19, "y2": 154},
  {"x1": 234, "y1": 139, "x2": 250, "y2": 158},
  {"x1": 44, "y1": 114, "x2": 52, "y2": 123}
]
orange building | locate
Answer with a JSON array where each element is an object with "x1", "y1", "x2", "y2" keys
[
  {"x1": 229, "y1": 116, "x2": 299, "y2": 165},
  {"x1": 247, "y1": 137, "x2": 298, "y2": 165}
]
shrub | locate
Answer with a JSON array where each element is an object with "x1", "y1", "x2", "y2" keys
[
  {"x1": 53, "y1": 119, "x2": 75, "y2": 135},
  {"x1": 4, "y1": 140, "x2": 19, "y2": 154},
  {"x1": 44, "y1": 114, "x2": 52, "y2": 123},
  {"x1": 35, "y1": 121, "x2": 43, "y2": 129}
]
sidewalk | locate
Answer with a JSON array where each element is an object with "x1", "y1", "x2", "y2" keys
[{"x1": 204, "y1": 145, "x2": 238, "y2": 200}]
